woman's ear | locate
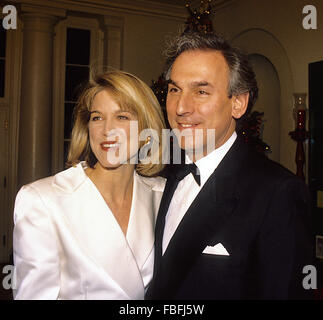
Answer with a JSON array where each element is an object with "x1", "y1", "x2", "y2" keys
[{"x1": 231, "y1": 93, "x2": 249, "y2": 119}]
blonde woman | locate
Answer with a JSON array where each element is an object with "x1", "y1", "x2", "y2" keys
[{"x1": 13, "y1": 70, "x2": 166, "y2": 300}]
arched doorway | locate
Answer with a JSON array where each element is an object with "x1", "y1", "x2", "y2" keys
[
  {"x1": 249, "y1": 54, "x2": 281, "y2": 162},
  {"x1": 231, "y1": 28, "x2": 294, "y2": 170}
]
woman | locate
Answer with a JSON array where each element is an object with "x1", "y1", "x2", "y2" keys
[{"x1": 13, "y1": 70, "x2": 166, "y2": 299}]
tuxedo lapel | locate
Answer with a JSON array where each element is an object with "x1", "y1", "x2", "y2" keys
[
  {"x1": 151, "y1": 138, "x2": 247, "y2": 298},
  {"x1": 154, "y1": 175, "x2": 180, "y2": 272},
  {"x1": 158, "y1": 173, "x2": 239, "y2": 297}
]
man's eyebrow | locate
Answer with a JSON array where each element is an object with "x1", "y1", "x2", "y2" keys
[
  {"x1": 191, "y1": 81, "x2": 213, "y2": 88},
  {"x1": 167, "y1": 79, "x2": 179, "y2": 87},
  {"x1": 167, "y1": 79, "x2": 213, "y2": 88}
]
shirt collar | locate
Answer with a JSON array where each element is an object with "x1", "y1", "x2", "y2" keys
[{"x1": 185, "y1": 131, "x2": 237, "y2": 186}]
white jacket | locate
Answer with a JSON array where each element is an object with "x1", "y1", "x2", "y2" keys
[{"x1": 13, "y1": 162, "x2": 165, "y2": 300}]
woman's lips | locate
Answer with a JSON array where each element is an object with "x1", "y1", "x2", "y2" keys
[{"x1": 100, "y1": 141, "x2": 120, "y2": 151}]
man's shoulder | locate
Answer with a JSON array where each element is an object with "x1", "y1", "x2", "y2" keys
[
  {"x1": 237, "y1": 142, "x2": 303, "y2": 186},
  {"x1": 231, "y1": 142, "x2": 310, "y2": 208}
]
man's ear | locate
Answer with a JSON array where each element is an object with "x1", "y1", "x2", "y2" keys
[{"x1": 231, "y1": 93, "x2": 249, "y2": 119}]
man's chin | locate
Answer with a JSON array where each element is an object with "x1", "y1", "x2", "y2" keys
[{"x1": 181, "y1": 145, "x2": 205, "y2": 161}]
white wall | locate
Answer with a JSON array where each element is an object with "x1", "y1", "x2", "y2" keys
[
  {"x1": 212, "y1": 0, "x2": 323, "y2": 173},
  {"x1": 123, "y1": 13, "x2": 182, "y2": 85},
  {"x1": 250, "y1": 54, "x2": 281, "y2": 163}
]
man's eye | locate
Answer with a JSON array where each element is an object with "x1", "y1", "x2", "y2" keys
[
  {"x1": 198, "y1": 90, "x2": 208, "y2": 95},
  {"x1": 168, "y1": 87, "x2": 178, "y2": 93}
]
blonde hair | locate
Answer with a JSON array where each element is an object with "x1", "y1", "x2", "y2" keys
[{"x1": 67, "y1": 70, "x2": 166, "y2": 176}]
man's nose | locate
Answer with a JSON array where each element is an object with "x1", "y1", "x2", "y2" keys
[{"x1": 176, "y1": 92, "x2": 194, "y2": 116}]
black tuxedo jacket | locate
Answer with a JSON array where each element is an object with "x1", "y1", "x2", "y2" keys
[{"x1": 146, "y1": 137, "x2": 313, "y2": 299}]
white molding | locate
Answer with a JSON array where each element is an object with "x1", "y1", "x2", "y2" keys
[
  {"x1": 0, "y1": 106, "x2": 9, "y2": 262},
  {"x1": 7, "y1": 18, "x2": 23, "y2": 260},
  {"x1": 52, "y1": 18, "x2": 67, "y2": 174},
  {"x1": 104, "y1": 15, "x2": 124, "y2": 29},
  {"x1": 0, "y1": 17, "x2": 23, "y2": 262},
  {"x1": 20, "y1": 3, "x2": 66, "y2": 17},
  {"x1": 11, "y1": 0, "x2": 187, "y2": 21},
  {"x1": 103, "y1": 15, "x2": 124, "y2": 70}
]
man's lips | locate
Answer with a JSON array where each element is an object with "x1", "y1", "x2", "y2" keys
[
  {"x1": 100, "y1": 141, "x2": 120, "y2": 151},
  {"x1": 177, "y1": 123, "x2": 200, "y2": 130}
]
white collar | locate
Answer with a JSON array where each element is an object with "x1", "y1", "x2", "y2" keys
[
  {"x1": 53, "y1": 161, "x2": 165, "y2": 193},
  {"x1": 185, "y1": 132, "x2": 237, "y2": 186}
]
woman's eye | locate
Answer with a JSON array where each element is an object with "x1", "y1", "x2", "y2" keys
[
  {"x1": 91, "y1": 116, "x2": 102, "y2": 121},
  {"x1": 117, "y1": 115, "x2": 129, "y2": 120}
]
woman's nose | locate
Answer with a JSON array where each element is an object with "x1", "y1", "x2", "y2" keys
[{"x1": 102, "y1": 119, "x2": 115, "y2": 137}]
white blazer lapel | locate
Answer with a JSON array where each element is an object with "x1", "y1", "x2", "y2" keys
[
  {"x1": 126, "y1": 173, "x2": 155, "y2": 270},
  {"x1": 126, "y1": 173, "x2": 165, "y2": 289},
  {"x1": 53, "y1": 163, "x2": 144, "y2": 299}
]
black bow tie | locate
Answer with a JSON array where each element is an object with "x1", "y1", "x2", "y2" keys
[{"x1": 175, "y1": 163, "x2": 201, "y2": 186}]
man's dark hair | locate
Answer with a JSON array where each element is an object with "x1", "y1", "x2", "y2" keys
[{"x1": 164, "y1": 32, "x2": 258, "y2": 118}]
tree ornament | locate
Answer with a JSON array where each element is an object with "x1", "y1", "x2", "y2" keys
[
  {"x1": 237, "y1": 111, "x2": 271, "y2": 156},
  {"x1": 184, "y1": 0, "x2": 214, "y2": 34}
]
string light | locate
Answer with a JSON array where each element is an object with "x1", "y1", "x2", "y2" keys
[{"x1": 184, "y1": 0, "x2": 214, "y2": 34}]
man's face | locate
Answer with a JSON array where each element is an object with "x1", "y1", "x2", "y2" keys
[{"x1": 166, "y1": 49, "x2": 246, "y2": 161}]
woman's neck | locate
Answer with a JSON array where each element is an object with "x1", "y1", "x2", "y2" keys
[
  {"x1": 85, "y1": 162, "x2": 135, "y2": 204},
  {"x1": 85, "y1": 162, "x2": 136, "y2": 236}
]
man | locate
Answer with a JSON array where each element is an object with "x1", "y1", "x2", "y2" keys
[{"x1": 146, "y1": 32, "x2": 313, "y2": 299}]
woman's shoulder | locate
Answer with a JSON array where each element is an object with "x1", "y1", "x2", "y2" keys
[
  {"x1": 19, "y1": 162, "x2": 87, "y2": 196},
  {"x1": 14, "y1": 163, "x2": 88, "y2": 224},
  {"x1": 19, "y1": 175, "x2": 55, "y2": 196},
  {"x1": 136, "y1": 173, "x2": 166, "y2": 192}
]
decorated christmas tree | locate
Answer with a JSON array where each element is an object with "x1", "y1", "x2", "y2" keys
[
  {"x1": 184, "y1": 0, "x2": 214, "y2": 34},
  {"x1": 151, "y1": 0, "x2": 214, "y2": 110},
  {"x1": 237, "y1": 111, "x2": 271, "y2": 155},
  {"x1": 151, "y1": 0, "x2": 271, "y2": 156}
]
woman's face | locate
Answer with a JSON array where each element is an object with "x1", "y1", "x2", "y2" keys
[{"x1": 88, "y1": 90, "x2": 139, "y2": 169}]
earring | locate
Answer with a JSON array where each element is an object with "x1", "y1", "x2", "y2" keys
[
  {"x1": 139, "y1": 136, "x2": 152, "y2": 162},
  {"x1": 145, "y1": 136, "x2": 151, "y2": 145}
]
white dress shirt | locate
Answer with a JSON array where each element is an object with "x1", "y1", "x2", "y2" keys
[{"x1": 162, "y1": 132, "x2": 237, "y2": 254}]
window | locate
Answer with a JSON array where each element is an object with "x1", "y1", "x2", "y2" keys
[
  {"x1": 52, "y1": 16, "x2": 105, "y2": 173},
  {"x1": 0, "y1": 20, "x2": 6, "y2": 98},
  {"x1": 63, "y1": 28, "x2": 91, "y2": 165}
]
